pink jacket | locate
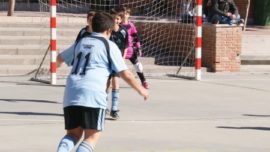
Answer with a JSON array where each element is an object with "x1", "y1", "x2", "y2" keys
[{"x1": 122, "y1": 21, "x2": 141, "y2": 59}]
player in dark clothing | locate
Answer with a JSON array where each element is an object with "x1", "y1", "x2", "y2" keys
[
  {"x1": 75, "y1": 11, "x2": 95, "y2": 42},
  {"x1": 110, "y1": 22, "x2": 128, "y2": 57},
  {"x1": 106, "y1": 9, "x2": 129, "y2": 120}
]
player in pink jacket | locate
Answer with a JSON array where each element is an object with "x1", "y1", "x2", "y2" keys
[{"x1": 121, "y1": 7, "x2": 149, "y2": 89}]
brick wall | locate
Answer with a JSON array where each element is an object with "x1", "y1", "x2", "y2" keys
[
  {"x1": 202, "y1": 24, "x2": 242, "y2": 72},
  {"x1": 234, "y1": 0, "x2": 253, "y2": 20}
]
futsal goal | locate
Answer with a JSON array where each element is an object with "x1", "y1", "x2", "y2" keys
[{"x1": 33, "y1": 0, "x2": 202, "y2": 84}]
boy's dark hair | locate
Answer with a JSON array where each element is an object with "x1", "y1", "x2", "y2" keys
[
  {"x1": 110, "y1": 8, "x2": 125, "y2": 19},
  {"x1": 92, "y1": 12, "x2": 114, "y2": 33},
  {"x1": 121, "y1": 6, "x2": 131, "y2": 13},
  {"x1": 87, "y1": 11, "x2": 96, "y2": 19}
]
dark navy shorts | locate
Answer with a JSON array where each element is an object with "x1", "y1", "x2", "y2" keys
[{"x1": 63, "y1": 106, "x2": 106, "y2": 131}]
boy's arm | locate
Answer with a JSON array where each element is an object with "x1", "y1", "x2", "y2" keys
[
  {"x1": 57, "y1": 54, "x2": 65, "y2": 67},
  {"x1": 122, "y1": 48, "x2": 128, "y2": 59},
  {"x1": 129, "y1": 23, "x2": 142, "y2": 56},
  {"x1": 119, "y1": 70, "x2": 149, "y2": 100},
  {"x1": 131, "y1": 23, "x2": 141, "y2": 48},
  {"x1": 109, "y1": 42, "x2": 148, "y2": 100},
  {"x1": 230, "y1": 1, "x2": 239, "y2": 15},
  {"x1": 123, "y1": 29, "x2": 129, "y2": 58}
]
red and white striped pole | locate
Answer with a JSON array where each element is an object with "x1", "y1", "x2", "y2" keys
[
  {"x1": 195, "y1": 0, "x2": 202, "y2": 80},
  {"x1": 50, "y1": 0, "x2": 57, "y2": 84}
]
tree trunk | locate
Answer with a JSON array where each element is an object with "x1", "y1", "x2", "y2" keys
[
  {"x1": 244, "y1": 0, "x2": 251, "y2": 31},
  {"x1": 7, "y1": 0, "x2": 15, "y2": 16}
]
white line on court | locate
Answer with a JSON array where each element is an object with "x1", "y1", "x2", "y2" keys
[
  {"x1": 0, "y1": 117, "x2": 269, "y2": 124},
  {"x1": 0, "y1": 118, "x2": 62, "y2": 122}
]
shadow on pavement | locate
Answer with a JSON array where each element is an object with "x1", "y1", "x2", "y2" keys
[
  {"x1": 243, "y1": 114, "x2": 270, "y2": 117},
  {"x1": 18, "y1": 83, "x2": 66, "y2": 87},
  {"x1": 217, "y1": 126, "x2": 270, "y2": 131},
  {"x1": 105, "y1": 117, "x2": 117, "y2": 121},
  {"x1": 0, "y1": 111, "x2": 63, "y2": 117},
  {"x1": 0, "y1": 80, "x2": 65, "y2": 87},
  {"x1": 0, "y1": 98, "x2": 60, "y2": 104}
]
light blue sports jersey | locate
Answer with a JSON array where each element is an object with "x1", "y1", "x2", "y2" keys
[
  {"x1": 60, "y1": 44, "x2": 75, "y2": 66},
  {"x1": 63, "y1": 32, "x2": 128, "y2": 109}
]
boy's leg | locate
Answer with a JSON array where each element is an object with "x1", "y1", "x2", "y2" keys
[
  {"x1": 129, "y1": 53, "x2": 149, "y2": 89},
  {"x1": 233, "y1": 14, "x2": 244, "y2": 26},
  {"x1": 57, "y1": 127, "x2": 83, "y2": 152},
  {"x1": 220, "y1": 16, "x2": 232, "y2": 24},
  {"x1": 58, "y1": 106, "x2": 84, "y2": 152},
  {"x1": 111, "y1": 75, "x2": 120, "y2": 119},
  {"x1": 77, "y1": 107, "x2": 105, "y2": 152},
  {"x1": 76, "y1": 129, "x2": 101, "y2": 152},
  {"x1": 106, "y1": 74, "x2": 112, "y2": 94},
  {"x1": 105, "y1": 75, "x2": 112, "y2": 114},
  {"x1": 210, "y1": 14, "x2": 221, "y2": 24}
]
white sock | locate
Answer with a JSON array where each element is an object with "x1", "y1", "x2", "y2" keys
[
  {"x1": 76, "y1": 141, "x2": 93, "y2": 152},
  {"x1": 57, "y1": 135, "x2": 76, "y2": 152}
]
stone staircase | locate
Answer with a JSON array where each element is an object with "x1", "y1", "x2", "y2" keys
[
  {"x1": 240, "y1": 27, "x2": 270, "y2": 73},
  {"x1": 0, "y1": 15, "x2": 182, "y2": 77},
  {"x1": 0, "y1": 16, "x2": 82, "y2": 75},
  {"x1": 241, "y1": 27, "x2": 270, "y2": 65},
  {"x1": 1, "y1": 15, "x2": 269, "y2": 77}
]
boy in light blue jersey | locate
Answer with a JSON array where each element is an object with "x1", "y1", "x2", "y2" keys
[{"x1": 56, "y1": 12, "x2": 149, "y2": 152}]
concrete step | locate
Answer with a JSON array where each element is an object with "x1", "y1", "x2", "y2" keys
[
  {"x1": 242, "y1": 35, "x2": 270, "y2": 43},
  {"x1": 240, "y1": 33, "x2": 269, "y2": 64},
  {"x1": 0, "y1": 55, "x2": 156, "y2": 66},
  {"x1": 0, "y1": 65, "x2": 38, "y2": 75},
  {"x1": 126, "y1": 57, "x2": 156, "y2": 65},
  {"x1": 0, "y1": 23, "x2": 85, "y2": 29},
  {"x1": 242, "y1": 51, "x2": 270, "y2": 56},
  {"x1": 0, "y1": 22, "x2": 86, "y2": 29},
  {"x1": 0, "y1": 35, "x2": 75, "y2": 45},
  {"x1": 0, "y1": 13, "x2": 86, "y2": 25},
  {"x1": 0, "y1": 45, "x2": 71, "y2": 55},
  {"x1": 0, "y1": 27, "x2": 82, "y2": 37},
  {"x1": 240, "y1": 65, "x2": 270, "y2": 73},
  {"x1": 244, "y1": 26, "x2": 270, "y2": 35},
  {"x1": 242, "y1": 34, "x2": 270, "y2": 54},
  {"x1": 242, "y1": 35, "x2": 270, "y2": 42},
  {"x1": 0, "y1": 64, "x2": 184, "y2": 76},
  {"x1": 0, "y1": 65, "x2": 73, "y2": 76},
  {"x1": 241, "y1": 55, "x2": 270, "y2": 65},
  {"x1": 0, "y1": 55, "x2": 44, "y2": 65}
]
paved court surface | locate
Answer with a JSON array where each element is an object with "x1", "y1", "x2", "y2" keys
[{"x1": 0, "y1": 72, "x2": 270, "y2": 152}]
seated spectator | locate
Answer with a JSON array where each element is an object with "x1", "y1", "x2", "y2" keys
[
  {"x1": 203, "y1": 0, "x2": 211, "y2": 22},
  {"x1": 207, "y1": 0, "x2": 244, "y2": 25},
  {"x1": 179, "y1": 0, "x2": 195, "y2": 23}
]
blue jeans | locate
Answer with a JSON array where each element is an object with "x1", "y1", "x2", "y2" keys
[{"x1": 210, "y1": 14, "x2": 240, "y2": 25}]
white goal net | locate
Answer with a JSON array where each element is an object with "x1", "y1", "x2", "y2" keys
[{"x1": 34, "y1": 0, "x2": 198, "y2": 83}]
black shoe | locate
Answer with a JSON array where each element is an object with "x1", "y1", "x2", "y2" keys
[{"x1": 110, "y1": 110, "x2": 120, "y2": 120}]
